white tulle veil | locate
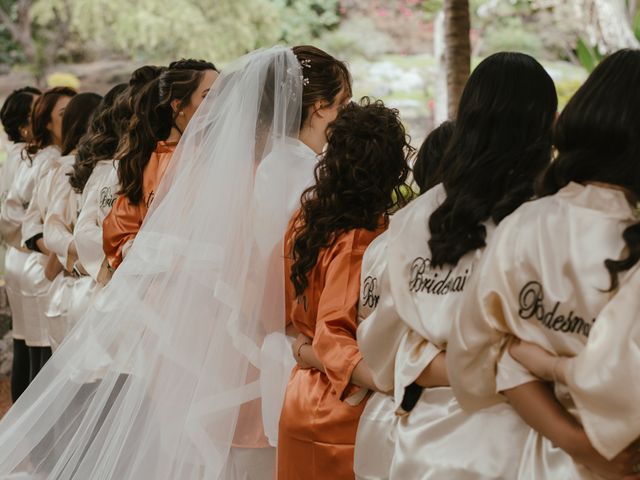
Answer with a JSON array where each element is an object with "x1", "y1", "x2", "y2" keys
[{"x1": 0, "y1": 45, "x2": 303, "y2": 479}]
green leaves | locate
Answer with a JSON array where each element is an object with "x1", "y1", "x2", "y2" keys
[{"x1": 576, "y1": 37, "x2": 603, "y2": 73}]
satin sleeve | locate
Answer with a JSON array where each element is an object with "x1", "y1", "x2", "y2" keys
[
  {"x1": 44, "y1": 167, "x2": 75, "y2": 270},
  {"x1": 0, "y1": 184, "x2": 26, "y2": 248},
  {"x1": 313, "y1": 240, "x2": 366, "y2": 401},
  {"x1": 102, "y1": 194, "x2": 145, "y2": 269},
  {"x1": 563, "y1": 269, "x2": 640, "y2": 460},
  {"x1": 21, "y1": 179, "x2": 44, "y2": 247},
  {"x1": 75, "y1": 181, "x2": 108, "y2": 282},
  {"x1": 447, "y1": 223, "x2": 514, "y2": 412}
]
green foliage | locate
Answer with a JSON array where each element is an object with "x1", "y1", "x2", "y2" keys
[
  {"x1": 46, "y1": 71, "x2": 80, "y2": 89},
  {"x1": 481, "y1": 16, "x2": 545, "y2": 58},
  {"x1": 271, "y1": 0, "x2": 340, "y2": 44},
  {"x1": 575, "y1": 37, "x2": 603, "y2": 73},
  {"x1": 317, "y1": 17, "x2": 393, "y2": 60},
  {"x1": 633, "y1": 9, "x2": 640, "y2": 40},
  {"x1": 555, "y1": 77, "x2": 583, "y2": 109}
]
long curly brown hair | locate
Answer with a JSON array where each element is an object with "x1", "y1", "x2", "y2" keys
[{"x1": 290, "y1": 98, "x2": 412, "y2": 296}]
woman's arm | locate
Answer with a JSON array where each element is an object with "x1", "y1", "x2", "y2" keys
[
  {"x1": 415, "y1": 351, "x2": 449, "y2": 388},
  {"x1": 503, "y1": 381, "x2": 640, "y2": 480}
]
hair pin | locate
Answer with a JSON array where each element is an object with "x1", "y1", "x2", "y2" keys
[
  {"x1": 300, "y1": 59, "x2": 312, "y2": 69},
  {"x1": 303, "y1": 77, "x2": 310, "y2": 86}
]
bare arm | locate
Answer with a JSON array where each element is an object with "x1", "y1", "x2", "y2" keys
[{"x1": 415, "y1": 351, "x2": 449, "y2": 388}]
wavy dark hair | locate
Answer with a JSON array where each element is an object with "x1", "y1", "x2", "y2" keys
[
  {"x1": 117, "y1": 59, "x2": 217, "y2": 204},
  {"x1": 292, "y1": 45, "x2": 352, "y2": 129},
  {"x1": 537, "y1": 49, "x2": 640, "y2": 290},
  {"x1": 413, "y1": 120, "x2": 455, "y2": 194},
  {"x1": 0, "y1": 86, "x2": 40, "y2": 143},
  {"x1": 428, "y1": 52, "x2": 557, "y2": 268},
  {"x1": 290, "y1": 98, "x2": 412, "y2": 296},
  {"x1": 60, "y1": 92, "x2": 103, "y2": 156},
  {"x1": 68, "y1": 84, "x2": 127, "y2": 193},
  {"x1": 25, "y1": 86, "x2": 77, "y2": 160}
]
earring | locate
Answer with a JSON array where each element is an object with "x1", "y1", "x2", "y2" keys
[{"x1": 179, "y1": 111, "x2": 185, "y2": 116}]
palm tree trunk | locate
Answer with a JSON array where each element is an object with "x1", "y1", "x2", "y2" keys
[{"x1": 444, "y1": 0, "x2": 471, "y2": 119}]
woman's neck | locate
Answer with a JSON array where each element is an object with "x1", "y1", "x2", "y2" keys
[
  {"x1": 298, "y1": 125, "x2": 325, "y2": 155},
  {"x1": 166, "y1": 127, "x2": 182, "y2": 143}
]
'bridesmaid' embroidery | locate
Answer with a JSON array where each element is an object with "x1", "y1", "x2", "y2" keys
[
  {"x1": 409, "y1": 257, "x2": 470, "y2": 295},
  {"x1": 518, "y1": 280, "x2": 594, "y2": 338},
  {"x1": 361, "y1": 275, "x2": 380, "y2": 308}
]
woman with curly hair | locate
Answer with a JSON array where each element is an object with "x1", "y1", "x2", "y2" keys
[{"x1": 277, "y1": 98, "x2": 411, "y2": 480}]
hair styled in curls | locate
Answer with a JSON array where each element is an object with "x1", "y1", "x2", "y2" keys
[
  {"x1": 117, "y1": 59, "x2": 217, "y2": 204},
  {"x1": 537, "y1": 49, "x2": 640, "y2": 291},
  {"x1": 428, "y1": 52, "x2": 557, "y2": 268},
  {"x1": 292, "y1": 45, "x2": 352, "y2": 128},
  {"x1": 290, "y1": 98, "x2": 412, "y2": 296},
  {"x1": 25, "y1": 86, "x2": 77, "y2": 160},
  {"x1": 60, "y1": 92, "x2": 103, "y2": 156},
  {"x1": 68, "y1": 84, "x2": 127, "y2": 193},
  {"x1": 0, "y1": 86, "x2": 41, "y2": 143},
  {"x1": 413, "y1": 120, "x2": 455, "y2": 194}
]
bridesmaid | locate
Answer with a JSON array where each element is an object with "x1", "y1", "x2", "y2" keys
[
  {"x1": 74, "y1": 66, "x2": 163, "y2": 289},
  {"x1": 353, "y1": 119, "x2": 454, "y2": 480},
  {"x1": 102, "y1": 59, "x2": 218, "y2": 271},
  {"x1": 42, "y1": 92, "x2": 102, "y2": 350},
  {"x1": 18, "y1": 87, "x2": 76, "y2": 381},
  {"x1": 278, "y1": 98, "x2": 411, "y2": 480},
  {"x1": 0, "y1": 86, "x2": 40, "y2": 401},
  {"x1": 448, "y1": 49, "x2": 640, "y2": 479}
]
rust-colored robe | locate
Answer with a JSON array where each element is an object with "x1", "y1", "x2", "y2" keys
[
  {"x1": 102, "y1": 141, "x2": 177, "y2": 270},
  {"x1": 278, "y1": 222, "x2": 384, "y2": 480}
]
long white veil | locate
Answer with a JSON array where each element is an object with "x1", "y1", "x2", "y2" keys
[{"x1": 0, "y1": 46, "x2": 302, "y2": 479}]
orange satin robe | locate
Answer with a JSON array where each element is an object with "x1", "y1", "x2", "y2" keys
[
  {"x1": 102, "y1": 141, "x2": 177, "y2": 269},
  {"x1": 278, "y1": 221, "x2": 385, "y2": 480}
]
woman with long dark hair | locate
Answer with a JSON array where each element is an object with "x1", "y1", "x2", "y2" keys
[
  {"x1": 449, "y1": 49, "x2": 640, "y2": 479},
  {"x1": 0, "y1": 86, "x2": 40, "y2": 401},
  {"x1": 353, "y1": 118, "x2": 454, "y2": 480},
  {"x1": 355, "y1": 52, "x2": 559, "y2": 479},
  {"x1": 102, "y1": 59, "x2": 218, "y2": 270},
  {"x1": 74, "y1": 66, "x2": 163, "y2": 289},
  {"x1": 277, "y1": 98, "x2": 411, "y2": 479},
  {"x1": 17, "y1": 86, "x2": 75, "y2": 380},
  {"x1": 40, "y1": 92, "x2": 102, "y2": 350}
]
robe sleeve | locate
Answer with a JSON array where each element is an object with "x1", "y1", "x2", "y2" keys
[
  {"x1": 313, "y1": 235, "x2": 366, "y2": 400},
  {"x1": 0, "y1": 184, "x2": 26, "y2": 248},
  {"x1": 102, "y1": 194, "x2": 145, "y2": 270},
  {"x1": 446, "y1": 221, "x2": 517, "y2": 412},
  {"x1": 21, "y1": 179, "x2": 44, "y2": 249},
  {"x1": 43, "y1": 167, "x2": 75, "y2": 270},
  {"x1": 563, "y1": 269, "x2": 640, "y2": 460},
  {"x1": 75, "y1": 181, "x2": 108, "y2": 282}
]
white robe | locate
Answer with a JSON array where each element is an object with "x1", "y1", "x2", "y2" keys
[
  {"x1": 448, "y1": 182, "x2": 639, "y2": 479},
  {"x1": 0, "y1": 142, "x2": 30, "y2": 339},
  {"x1": 19, "y1": 146, "x2": 61, "y2": 347},
  {"x1": 361, "y1": 184, "x2": 529, "y2": 480}
]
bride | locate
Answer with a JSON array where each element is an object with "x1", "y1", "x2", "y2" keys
[{"x1": 0, "y1": 46, "x2": 308, "y2": 479}]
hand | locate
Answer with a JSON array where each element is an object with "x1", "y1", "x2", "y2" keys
[
  {"x1": 292, "y1": 333, "x2": 313, "y2": 369},
  {"x1": 573, "y1": 438, "x2": 640, "y2": 480},
  {"x1": 509, "y1": 338, "x2": 558, "y2": 381}
]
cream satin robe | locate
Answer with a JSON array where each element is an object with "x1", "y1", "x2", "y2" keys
[
  {"x1": 354, "y1": 230, "x2": 398, "y2": 480},
  {"x1": 448, "y1": 183, "x2": 639, "y2": 480},
  {"x1": 362, "y1": 184, "x2": 530, "y2": 480},
  {"x1": 74, "y1": 160, "x2": 118, "y2": 286},
  {"x1": 43, "y1": 155, "x2": 97, "y2": 350},
  {"x1": 18, "y1": 145, "x2": 61, "y2": 348},
  {"x1": 0, "y1": 142, "x2": 30, "y2": 340}
]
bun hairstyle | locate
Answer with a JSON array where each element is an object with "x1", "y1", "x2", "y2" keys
[
  {"x1": 413, "y1": 120, "x2": 455, "y2": 194},
  {"x1": 26, "y1": 86, "x2": 77, "y2": 160},
  {"x1": 117, "y1": 59, "x2": 217, "y2": 205},
  {"x1": 428, "y1": 52, "x2": 557, "y2": 268},
  {"x1": 290, "y1": 98, "x2": 412, "y2": 296},
  {"x1": 60, "y1": 92, "x2": 103, "y2": 156},
  {"x1": 537, "y1": 49, "x2": 640, "y2": 291},
  {"x1": 292, "y1": 45, "x2": 352, "y2": 129},
  {"x1": 68, "y1": 84, "x2": 127, "y2": 193},
  {"x1": 0, "y1": 86, "x2": 41, "y2": 143}
]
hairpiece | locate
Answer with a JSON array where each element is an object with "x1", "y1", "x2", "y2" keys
[{"x1": 300, "y1": 59, "x2": 312, "y2": 69}]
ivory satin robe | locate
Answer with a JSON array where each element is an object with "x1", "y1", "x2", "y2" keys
[
  {"x1": 18, "y1": 146, "x2": 61, "y2": 347},
  {"x1": 448, "y1": 182, "x2": 639, "y2": 480},
  {"x1": 359, "y1": 184, "x2": 530, "y2": 480},
  {"x1": 278, "y1": 223, "x2": 385, "y2": 480},
  {"x1": 102, "y1": 141, "x2": 176, "y2": 270},
  {"x1": 0, "y1": 142, "x2": 30, "y2": 339}
]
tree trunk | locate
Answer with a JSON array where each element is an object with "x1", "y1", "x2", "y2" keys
[{"x1": 444, "y1": 0, "x2": 471, "y2": 119}]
